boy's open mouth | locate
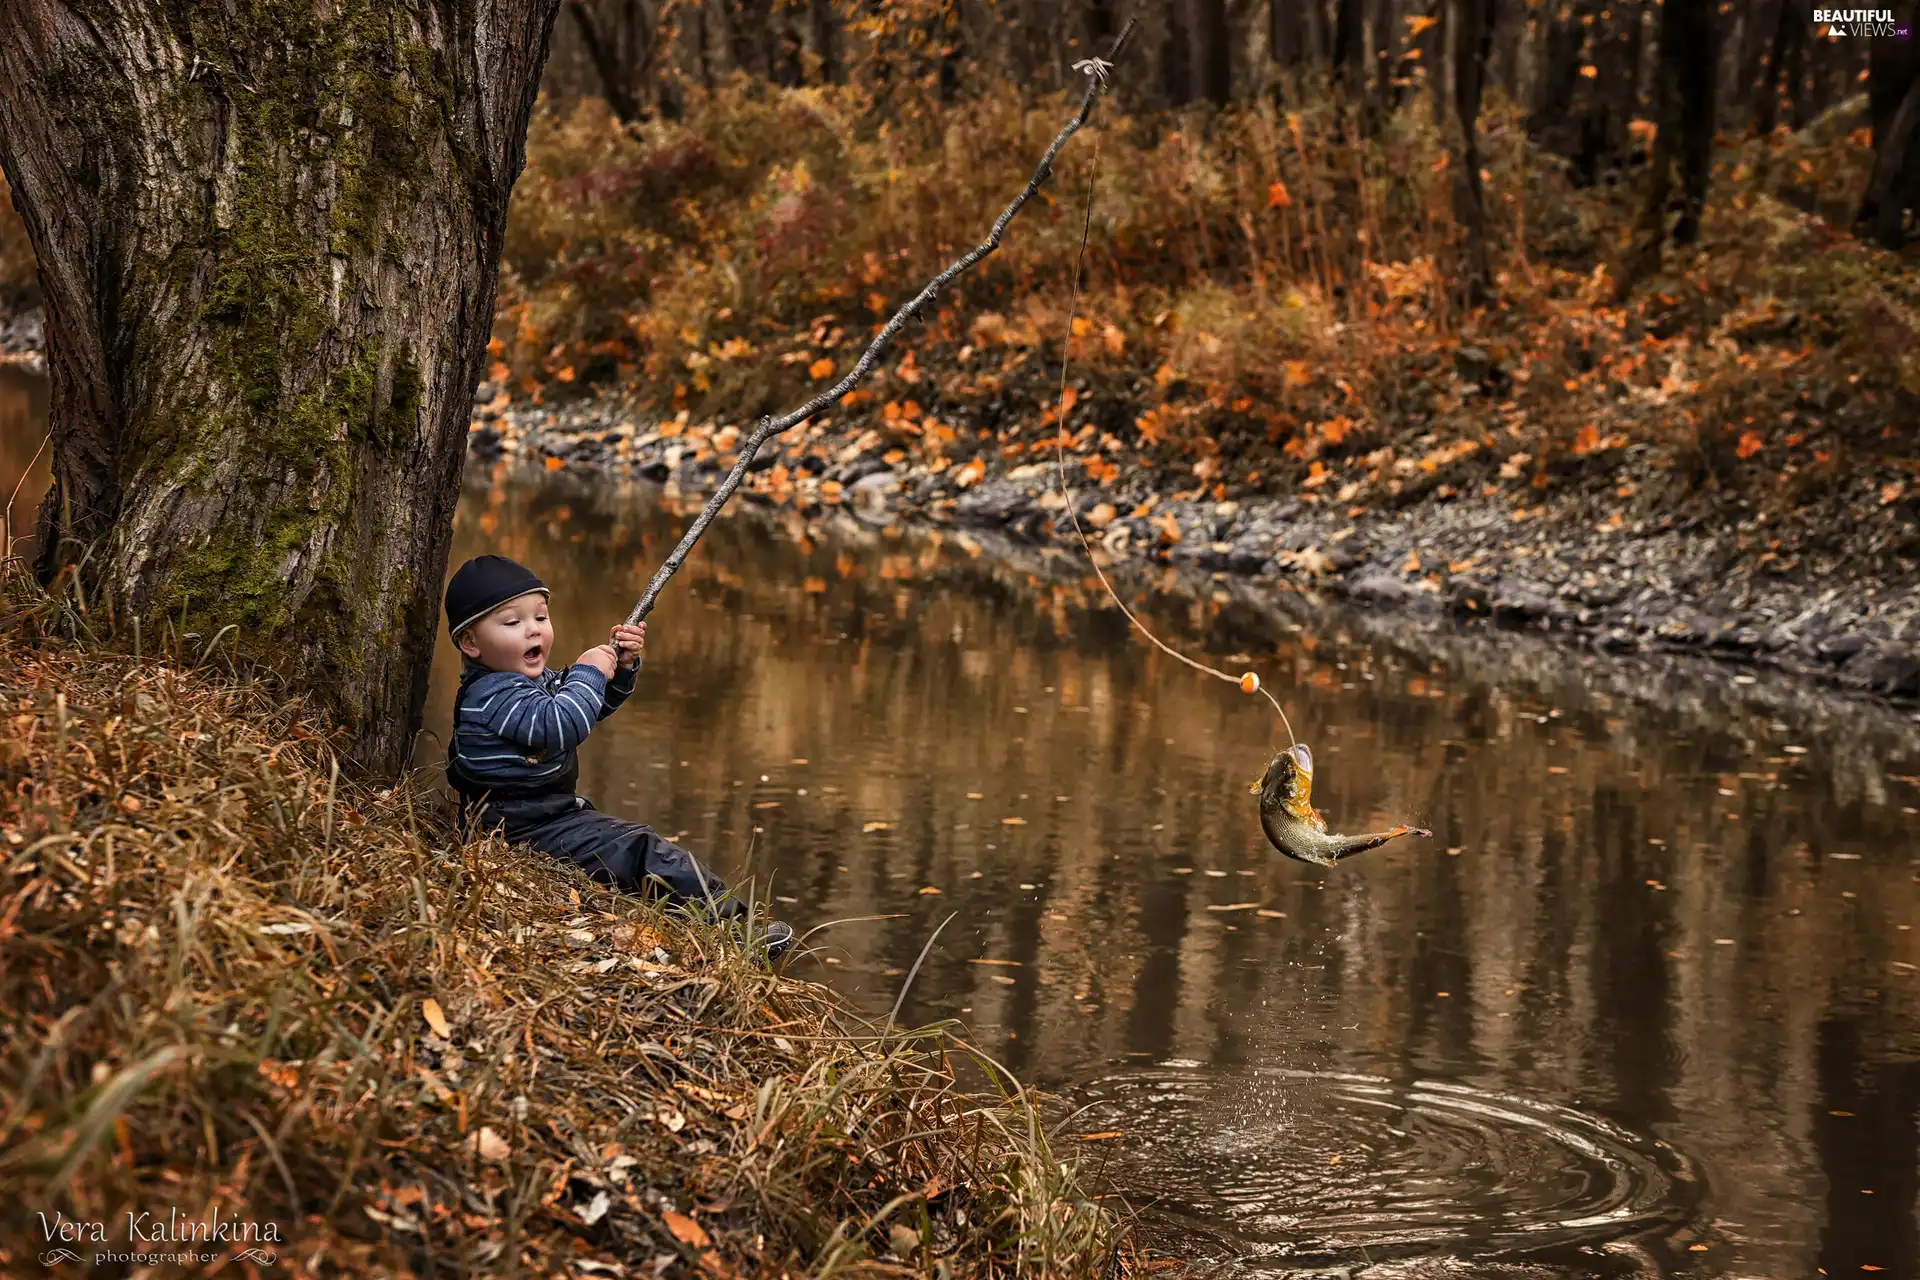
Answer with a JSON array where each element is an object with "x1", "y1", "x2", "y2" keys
[{"x1": 523, "y1": 645, "x2": 544, "y2": 663}]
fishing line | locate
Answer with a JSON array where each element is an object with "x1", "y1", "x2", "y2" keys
[{"x1": 1049, "y1": 141, "x2": 1297, "y2": 750}]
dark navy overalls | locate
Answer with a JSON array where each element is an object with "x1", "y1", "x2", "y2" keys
[{"x1": 445, "y1": 659, "x2": 743, "y2": 915}]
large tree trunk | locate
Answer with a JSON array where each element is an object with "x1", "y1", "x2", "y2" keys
[{"x1": 0, "y1": 0, "x2": 561, "y2": 778}]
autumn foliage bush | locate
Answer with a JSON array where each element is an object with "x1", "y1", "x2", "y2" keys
[{"x1": 495, "y1": 74, "x2": 1917, "y2": 523}]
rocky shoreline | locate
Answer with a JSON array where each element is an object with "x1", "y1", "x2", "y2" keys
[
  {"x1": 0, "y1": 304, "x2": 42, "y2": 373},
  {"x1": 470, "y1": 381, "x2": 1920, "y2": 714}
]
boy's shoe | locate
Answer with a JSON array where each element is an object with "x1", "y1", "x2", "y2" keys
[{"x1": 756, "y1": 919, "x2": 795, "y2": 962}]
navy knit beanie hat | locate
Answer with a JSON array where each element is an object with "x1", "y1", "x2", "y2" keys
[{"x1": 445, "y1": 555, "x2": 548, "y2": 640}]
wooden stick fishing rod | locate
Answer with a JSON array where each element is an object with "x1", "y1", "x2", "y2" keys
[{"x1": 622, "y1": 18, "x2": 1138, "y2": 628}]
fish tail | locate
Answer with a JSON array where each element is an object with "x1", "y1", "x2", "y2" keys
[{"x1": 1328, "y1": 825, "x2": 1432, "y2": 861}]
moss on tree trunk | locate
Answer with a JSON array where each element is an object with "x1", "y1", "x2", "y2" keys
[{"x1": 0, "y1": 0, "x2": 561, "y2": 776}]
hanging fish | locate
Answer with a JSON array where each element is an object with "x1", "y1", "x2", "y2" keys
[{"x1": 1251, "y1": 743, "x2": 1432, "y2": 866}]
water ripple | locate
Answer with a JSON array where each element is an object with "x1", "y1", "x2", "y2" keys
[{"x1": 1069, "y1": 1064, "x2": 1701, "y2": 1273}]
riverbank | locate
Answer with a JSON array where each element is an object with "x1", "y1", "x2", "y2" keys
[
  {"x1": 472, "y1": 81, "x2": 1917, "y2": 711},
  {"x1": 0, "y1": 579, "x2": 1127, "y2": 1276},
  {"x1": 470, "y1": 317, "x2": 1920, "y2": 714}
]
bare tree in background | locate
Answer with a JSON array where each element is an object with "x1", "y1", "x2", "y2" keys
[
  {"x1": 1191, "y1": 0, "x2": 1232, "y2": 105},
  {"x1": 1630, "y1": 0, "x2": 1717, "y2": 281},
  {"x1": 1449, "y1": 0, "x2": 1499, "y2": 301},
  {"x1": 569, "y1": 0, "x2": 661, "y2": 122}
]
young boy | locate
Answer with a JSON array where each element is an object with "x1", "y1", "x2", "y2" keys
[{"x1": 443, "y1": 554, "x2": 792, "y2": 959}]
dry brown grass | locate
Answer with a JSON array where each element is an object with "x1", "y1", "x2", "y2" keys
[{"x1": 0, "y1": 560, "x2": 1129, "y2": 1277}]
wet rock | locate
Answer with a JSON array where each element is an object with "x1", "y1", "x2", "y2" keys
[
  {"x1": 1841, "y1": 643, "x2": 1920, "y2": 695},
  {"x1": 1818, "y1": 632, "x2": 1869, "y2": 662},
  {"x1": 1324, "y1": 542, "x2": 1365, "y2": 573},
  {"x1": 1493, "y1": 587, "x2": 1552, "y2": 625},
  {"x1": 1594, "y1": 628, "x2": 1641, "y2": 653},
  {"x1": 851, "y1": 469, "x2": 901, "y2": 501},
  {"x1": 1350, "y1": 571, "x2": 1417, "y2": 605},
  {"x1": 1448, "y1": 580, "x2": 1494, "y2": 619},
  {"x1": 830, "y1": 453, "x2": 892, "y2": 486},
  {"x1": 467, "y1": 426, "x2": 504, "y2": 459},
  {"x1": 954, "y1": 483, "x2": 1023, "y2": 526},
  {"x1": 1652, "y1": 612, "x2": 1710, "y2": 645},
  {"x1": 1227, "y1": 540, "x2": 1269, "y2": 573},
  {"x1": 636, "y1": 458, "x2": 671, "y2": 481}
]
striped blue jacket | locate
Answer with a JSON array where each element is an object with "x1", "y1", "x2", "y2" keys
[{"x1": 450, "y1": 658, "x2": 639, "y2": 793}]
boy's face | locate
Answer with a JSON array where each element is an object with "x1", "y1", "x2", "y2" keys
[{"x1": 458, "y1": 591, "x2": 553, "y2": 678}]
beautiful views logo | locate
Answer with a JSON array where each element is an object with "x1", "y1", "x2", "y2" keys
[{"x1": 1813, "y1": 7, "x2": 1913, "y2": 36}]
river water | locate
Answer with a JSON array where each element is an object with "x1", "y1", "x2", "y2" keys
[{"x1": 6, "y1": 375, "x2": 1920, "y2": 1278}]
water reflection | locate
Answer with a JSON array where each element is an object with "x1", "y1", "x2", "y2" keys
[
  {"x1": 421, "y1": 464, "x2": 1920, "y2": 1278},
  {"x1": 3, "y1": 373, "x2": 1917, "y2": 1275}
]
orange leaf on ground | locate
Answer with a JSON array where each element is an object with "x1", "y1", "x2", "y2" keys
[
  {"x1": 808, "y1": 357, "x2": 834, "y2": 379},
  {"x1": 1735, "y1": 431, "x2": 1763, "y2": 459},
  {"x1": 1579, "y1": 64, "x2": 1598, "y2": 78},
  {"x1": 918, "y1": 885, "x2": 942, "y2": 895},
  {"x1": 421, "y1": 998, "x2": 451, "y2": 1040},
  {"x1": 953, "y1": 457, "x2": 987, "y2": 488},
  {"x1": 1405, "y1": 13, "x2": 1438, "y2": 35},
  {"x1": 662, "y1": 1210, "x2": 712, "y2": 1249},
  {"x1": 544, "y1": 456, "x2": 564, "y2": 470},
  {"x1": 1267, "y1": 181, "x2": 1292, "y2": 209},
  {"x1": 802, "y1": 576, "x2": 827, "y2": 593},
  {"x1": 1001, "y1": 816, "x2": 1027, "y2": 825},
  {"x1": 469, "y1": 1127, "x2": 510, "y2": 1161}
]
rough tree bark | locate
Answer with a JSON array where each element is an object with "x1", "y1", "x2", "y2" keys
[{"x1": 0, "y1": 0, "x2": 562, "y2": 777}]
